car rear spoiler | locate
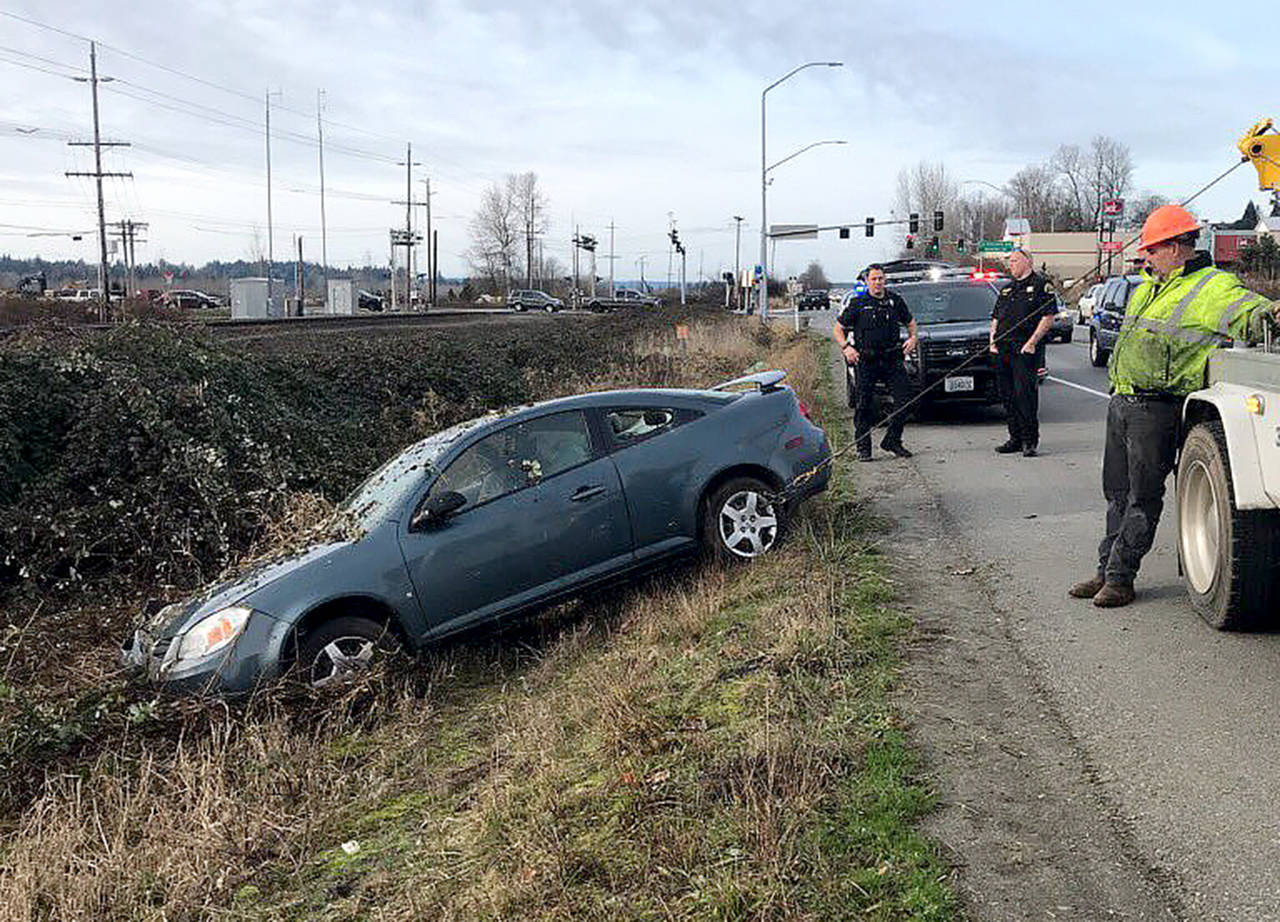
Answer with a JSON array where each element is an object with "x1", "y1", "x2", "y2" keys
[{"x1": 711, "y1": 369, "x2": 788, "y2": 393}]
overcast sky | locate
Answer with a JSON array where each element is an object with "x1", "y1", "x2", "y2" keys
[{"x1": 0, "y1": 0, "x2": 1274, "y2": 282}]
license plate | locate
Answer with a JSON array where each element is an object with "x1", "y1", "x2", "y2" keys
[{"x1": 944, "y1": 376, "x2": 975, "y2": 393}]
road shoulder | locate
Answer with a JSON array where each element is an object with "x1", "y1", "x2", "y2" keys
[{"x1": 826, "y1": 342, "x2": 1182, "y2": 920}]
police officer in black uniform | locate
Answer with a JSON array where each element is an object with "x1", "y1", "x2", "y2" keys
[
  {"x1": 833, "y1": 263, "x2": 918, "y2": 461},
  {"x1": 989, "y1": 248, "x2": 1057, "y2": 457}
]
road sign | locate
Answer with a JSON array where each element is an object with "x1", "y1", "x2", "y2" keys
[
  {"x1": 1103, "y1": 198, "x2": 1125, "y2": 217},
  {"x1": 1100, "y1": 240, "x2": 1126, "y2": 253},
  {"x1": 978, "y1": 240, "x2": 1015, "y2": 253},
  {"x1": 769, "y1": 223, "x2": 818, "y2": 240}
]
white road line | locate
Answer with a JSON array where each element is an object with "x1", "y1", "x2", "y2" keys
[{"x1": 1046, "y1": 375, "x2": 1110, "y2": 399}]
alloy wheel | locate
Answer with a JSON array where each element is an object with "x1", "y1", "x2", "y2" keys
[
  {"x1": 309, "y1": 635, "x2": 377, "y2": 688},
  {"x1": 717, "y1": 490, "x2": 779, "y2": 558}
]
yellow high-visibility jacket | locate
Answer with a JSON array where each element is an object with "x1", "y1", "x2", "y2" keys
[{"x1": 1110, "y1": 254, "x2": 1274, "y2": 396}]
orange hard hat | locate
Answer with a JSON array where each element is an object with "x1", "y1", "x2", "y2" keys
[{"x1": 1138, "y1": 204, "x2": 1201, "y2": 252}]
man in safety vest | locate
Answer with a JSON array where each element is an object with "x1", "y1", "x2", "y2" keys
[{"x1": 1069, "y1": 204, "x2": 1280, "y2": 608}]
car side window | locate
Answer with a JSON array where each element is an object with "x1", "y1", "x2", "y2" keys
[
  {"x1": 429, "y1": 411, "x2": 594, "y2": 510},
  {"x1": 604, "y1": 407, "x2": 689, "y2": 446}
]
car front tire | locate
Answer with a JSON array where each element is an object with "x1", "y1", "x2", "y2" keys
[
  {"x1": 1088, "y1": 330, "x2": 1108, "y2": 367},
  {"x1": 702, "y1": 477, "x2": 783, "y2": 563},
  {"x1": 296, "y1": 615, "x2": 403, "y2": 689}
]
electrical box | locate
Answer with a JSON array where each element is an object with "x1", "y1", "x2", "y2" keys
[
  {"x1": 230, "y1": 278, "x2": 270, "y2": 319},
  {"x1": 326, "y1": 279, "x2": 355, "y2": 315}
]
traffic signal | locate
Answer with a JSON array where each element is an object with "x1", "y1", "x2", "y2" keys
[
  {"x1": 905, "y1": 235, "x2": 914, "y2": 250},
  {"x1": 909, "y1": 212, "x2": 920, "y2": 234},
  {"x1": 933, "y1": 210, "x2": 944, "y2": 232},
  {"x1": 839, "y1": 226, "x2": 850, "y2": 239},
  {"x1": 956, "y1": 237, "x2": 966, "y2": 253},
  {"x1": 928, "y1": 235, "x2": 940, "y2": 255},
  {"x1": 864, "y1": 217, "x2": 874, "y2": 237}
]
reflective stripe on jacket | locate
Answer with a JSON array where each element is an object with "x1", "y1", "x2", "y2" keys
[{"x1": 1109, "y1": 256, "x2": 1273, "y2": 397}]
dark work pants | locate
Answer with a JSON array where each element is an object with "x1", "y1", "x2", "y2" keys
[
  {"x1": 1096, "y1": 395, "x2": 1181, "y2": 585},
  {"x1": 995, "y1": 350, "x2": 1041, "y2": 447},
  {"x1": 853, "y1": 352, "x2": 913, "y2": 453}
]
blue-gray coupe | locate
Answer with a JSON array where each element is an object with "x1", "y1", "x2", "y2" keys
[{"x1": 121, "y1": 371, "x2": 830, "y2": 694}]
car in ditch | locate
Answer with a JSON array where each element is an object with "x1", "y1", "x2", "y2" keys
[
  {"x1": 844, "y1": 268, "x2": 1046, "y2": 411},
  {"x1": 121, "y1": 371, "x2": 830, "y2": 695}
]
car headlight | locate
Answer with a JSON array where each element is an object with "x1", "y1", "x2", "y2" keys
[{"x1": 176, "y1": 606, "x2": 252, "y2": 661}]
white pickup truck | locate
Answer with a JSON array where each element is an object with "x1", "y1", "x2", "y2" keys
[{"x1": 1174, "y1": 118, "x2": 1280, "y2": 630}]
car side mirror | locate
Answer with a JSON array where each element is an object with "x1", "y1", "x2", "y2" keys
[{"x1": 414, "y1": 490, "x2": 466, "y2": 529}]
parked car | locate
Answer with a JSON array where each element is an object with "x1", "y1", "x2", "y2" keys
[
  {"x1": 509, "y1": 289, "x2": 564, "y2": 312},
  {"x1": 53, "y1": 287, "x2": 101, "y2": 302},
  {"x1": 121, "y1": 371, "x2": 830, "y2": 694},
  {"x1": 358, "y1": 290, "x2": 385, "y2": 311},
  {"x1": 1087, "y1": 274, "x2": 1143, "y2": 367},
  {"x1": 162, "y1": 289, "x2": 222, "y2": 310},
  {"x1": 1077, "y1": 282, "x2": 1104, "y2": 326},
  {"x1": 796, "y1": 289, "x2": 830, "y2": 311},
  {"x1": 1048, "y1": 296, "x2": 1074, "y2": 343},
  {"x1": 584, "y1": 289, "x2": 661, "y2": 311},
  {"x1": 846, "y1": 269, "x2": 1047, "y2": 412}
]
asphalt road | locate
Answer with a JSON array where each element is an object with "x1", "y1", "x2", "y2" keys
[{"x1": 871, "y1": 331, "x2": 1280, "y2": 920}]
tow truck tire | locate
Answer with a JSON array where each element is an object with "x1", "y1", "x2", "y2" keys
[
  {"x1": 1177, "y1": 420, "x2": 1280, "y2": 630},
  {"x1": 1088, "y1": 330, "x2": 1108, "y2": 367}
]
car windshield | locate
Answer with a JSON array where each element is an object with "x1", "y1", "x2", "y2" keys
[
  {"x1": 339, "y1": 415, "x2": 498, "y2": 526},
  {"x1": 897, "y1": 281, "x2": 998, "y2": 324}
]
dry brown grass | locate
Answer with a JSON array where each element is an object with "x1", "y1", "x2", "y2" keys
[{"x1": 0, "y1": 324, "x2": 949, "y2": 922}]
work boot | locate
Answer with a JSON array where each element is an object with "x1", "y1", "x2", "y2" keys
[
  {"x1": 1068, "y1": 576, "x2": 1105, "y2": 599},
  {"x1": 1092, "y1": 582, "x2": 1135, "y2": 608},
  {"x1": 856, "y1": 450, "x2": 873, "y2": 463},
  {"x1": 880, "y1": 439, "x2": 913, "y2": 458},
  {"x1": 1022, "y1": 443, "x2": 1039, "y2": 458},
  {"x1": 995, "y1": 439, "x2": 1023, "y2": 454}
]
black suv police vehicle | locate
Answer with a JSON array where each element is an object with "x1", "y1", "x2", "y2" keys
[{"x1": 844, "y1": 262, "x2": 1047, "y2": 410}]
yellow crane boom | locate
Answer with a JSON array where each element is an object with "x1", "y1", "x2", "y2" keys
[{"x1": 1239, "y1": 118, "x2": 1280, "y2": 193}]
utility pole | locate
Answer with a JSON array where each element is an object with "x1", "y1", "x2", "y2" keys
[
  {"x1": 733, "y1": 215, "x2": 744, "y2": 310},
  {"x1": 295, "y1": 234, "x2": 304, "y2": 316},
  {"x1": 66, "y1": 41, "x2": 130, "y2": 320},
  {"x1": 316, "y1": 89, "x2": 328, "y2": 307},
  {"x1": 636, "y1": 255, "x2": 647, "y2": 291},
  {"x1": 608, "y1": 220, "x2": 616, "y2": 297},
  {"x1": 666, "y1": 212, "x2": 675, "y2": 290},
  {"x1": 111, "y1": 219, "x2": 147, "y2": 298},
  {"x1": 391, "y1": 145, "x2": 423, "y2": 310},
  {"x1": 420, "y1": 178, "x2": 434, "y2": 306},
  {"x1": 265, "y1": 89, "x2": 282, "y2": 305},
  {"x1": 432, "y1": 230, "x2": 438, "y2": 305}
]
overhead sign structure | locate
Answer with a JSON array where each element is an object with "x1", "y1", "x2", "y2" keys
[
  {"x1": 769, "y1": 223, "x2": 819, "y2": 240},
  {"x1": 978, "y1": 240, "x2": 1015, "y2": 253}
]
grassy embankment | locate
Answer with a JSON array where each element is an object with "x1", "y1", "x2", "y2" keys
[{"x1": 0, "y1": 315, "x2": 956, "y2": 920}]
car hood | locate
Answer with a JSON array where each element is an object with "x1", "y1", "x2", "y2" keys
[
  {"x1": 144, "y1": 541, "x2": 350, "y2": 637},
  {"x1": 915, "y1": 321, "x2": 991, "y2": 340}
]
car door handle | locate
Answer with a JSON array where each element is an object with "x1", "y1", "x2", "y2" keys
[{"x1": 570, "y1": 485, "x2": 606, "y2": 502}]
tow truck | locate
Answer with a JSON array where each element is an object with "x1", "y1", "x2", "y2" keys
[{"x1": 1176, "y1": 119, "x2": 1280, "y2": 629}]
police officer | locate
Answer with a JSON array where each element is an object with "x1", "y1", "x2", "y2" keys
[
  {"x1": 1068, "y1": 204, "x2": 1279, "y2": 608},
  {"x1": 990, "y1": 248, "x2": 1057, "y2": 457},
  {"x1": 833, "y1": 263, "x2": 918, "y2": 461}
]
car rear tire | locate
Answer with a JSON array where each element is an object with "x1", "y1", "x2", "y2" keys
[
  {"x1": 297, "y1": 615, "x2": 403, "y2": 689},
  {"x1": 1088, "y1": 330, "x2": 1109, "y2": 367},
  {"x1": 702, "y1": 477, "x2": 783, "y2": 563},
  {"x1": 1177, "y1": 421, "x2": 1280, "y2": 631}
]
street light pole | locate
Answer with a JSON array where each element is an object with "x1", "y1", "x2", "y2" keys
[{"x1": 758, "y1": 61, "x2": 842, "y2": 321}]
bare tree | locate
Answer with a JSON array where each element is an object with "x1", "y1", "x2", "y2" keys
[
  {"x1": 1005, "y1": 164, "x2": 1067, "y2": 231},
  {"x1": 466, "y1": 179, "x2": 520, "y2": 293},
  {"x1": 798, "y1": 261, "x2": 829, "y2": 290},
  {"x1": 895, "y1": 161, "x2": 961, "y2": 244},
  {"x1": 957, "y1": 193, "x2": 1012, "y2": 248},
  {"x1": 1087, "y1": 135, "x2": 1134, "y2": 229},
  {"x1": 1050, "y1": 145, "x2": 1091, "y2": 230},
  {"x1": 1126, "y1": 191, "x2": 1169, "y2": 229},
  {"x1": 512, "y1": 172, "x2": 547, "y2": 288}
]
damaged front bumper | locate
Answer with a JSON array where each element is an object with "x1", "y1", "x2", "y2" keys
[{"x1": 119, "y1": 612, "x2": 288, "y2": 695}]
